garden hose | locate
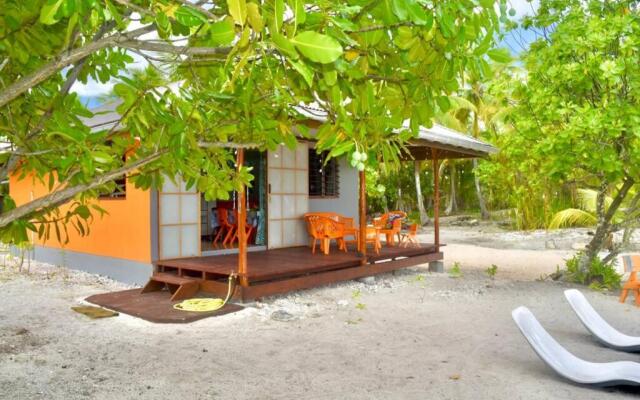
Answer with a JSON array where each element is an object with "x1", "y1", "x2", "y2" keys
[{"x1": 173, "y1": 273, "x2": 236, "y2": 312}]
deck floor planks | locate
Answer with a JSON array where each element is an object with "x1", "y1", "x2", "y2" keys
[
  {"x1": 158, "y1": 244, "x2": 438, "y2": 283},
  {"x1": 86, "y1": 289, "x2": 244, "y2": 323}
]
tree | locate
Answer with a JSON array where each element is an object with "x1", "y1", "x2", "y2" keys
[
  {"x1": 498, "y1": 0, "x2": 640, "y2": 270},
  {"x1": 0, "y1": 0, "x2": 508, "y2": 245},
  {"x1": 413, "y1": 160, "x2": 429, "y2": 225}
]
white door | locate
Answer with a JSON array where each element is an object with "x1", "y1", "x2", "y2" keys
[
  {"x1": 158, "y1": 176, "x2": 200, "y2": 259},
  {"x1": 267, "y1": 144, "x2": 309, "y2": 248}
]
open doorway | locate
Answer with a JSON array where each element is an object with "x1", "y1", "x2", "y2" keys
[{"x1": 200, "y1": 150, "x2": 267, "y2": 254}]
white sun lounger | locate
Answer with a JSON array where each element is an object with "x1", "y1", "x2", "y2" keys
[
  {"x1": 512, "y1": 306, "x2": 640, "y2": 387},
  {"x1": 564, "y1": 289, "x2": 640, "y2": 352}
]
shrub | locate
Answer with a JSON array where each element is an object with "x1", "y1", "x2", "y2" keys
[
  {"x1": 486, "y1": 264, "x2": 498, "y2": 279},
  {"x1": 449, "y1": 262, "x2": 462, "y2": 278},
  {"x1": 565, "y1": 253, "x2": 621, "y2": 291}
]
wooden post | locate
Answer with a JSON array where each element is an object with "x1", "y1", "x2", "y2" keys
[
  {"x1": 359, "y1": 169, "x2": 367, "y2": 265},
  {"x1": 237, "y1": 149, "x2": 249, "y2": 286},
  {"x1": 432, "y1": 148, "x2": 440, "y2": 252}
]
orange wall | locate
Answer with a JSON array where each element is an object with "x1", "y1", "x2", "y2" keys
[{"x1": 10, "y1": 174, "x2": 152, "y2": 263}]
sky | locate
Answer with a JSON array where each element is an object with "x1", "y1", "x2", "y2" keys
[{"x1": 72, "y1": 0, "x2": 541, "y2": 105}]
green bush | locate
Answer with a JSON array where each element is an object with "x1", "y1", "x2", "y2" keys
[{"x1": 565, "y1": 253, "x2": 621, "y2": 291}]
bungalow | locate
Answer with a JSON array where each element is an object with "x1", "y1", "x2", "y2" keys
[{"x1": 9, "y1": 102, "x2": 496, "y2": 301}]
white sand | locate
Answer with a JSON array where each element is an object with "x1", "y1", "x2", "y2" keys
[{"x1": 1, "y1": 229, "x2": 639, "y2": 399}]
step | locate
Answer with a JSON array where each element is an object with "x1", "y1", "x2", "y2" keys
[
  {"x1": 141, "y1": 273, "x2": 201, "y2": 301},
  {"x1": 150, "y1": 272, "x2": 199, "y2": 286}
]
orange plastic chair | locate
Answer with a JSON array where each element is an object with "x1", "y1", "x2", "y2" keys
[
  {"x1": 304, "y1": 214, "x2": 325, "y2": 254},
  {"x1": 400, "y1": 223, "x2": 419, "y2": 248},
  {"x1": 321, "y1": 217, "x2": 346, "y2": 255},
  {"x1": 337, "y1": 216, "x2": 359, "y2": 251},
  {"x1": 619, "y1": 255, "x2": 640, "y2": 306},
  {"x1": 377, "y1": 211, "x2": 406, "y2": 246},
  {"x1": 304, "y1": 213, "x2": 346, "y2": 255},
  {"x1": 213, "y1": 208, "x2": 234, "y2": 247},
  {"x1": 363, "y1": 226, "x2": 381, "y2": 254},
  {"x1": 222, "y1": 210, "x2": 238, "y2": 248},
  {"x1": 227, "y1": 209, "x2": 254, "y2": 247}
]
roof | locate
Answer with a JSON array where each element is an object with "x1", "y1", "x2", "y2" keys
[
  {"x1": 407, "y1": 121, "x2": 498, "y2": 160},
  {"x1": 82, "y1": 101, "x2": 497, "y2": 159},
  {"x1": 294, "y1": 105, "x2": 497, "y2": 160}
]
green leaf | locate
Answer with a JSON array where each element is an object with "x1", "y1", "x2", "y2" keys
[
  {"x1": 92, "y1": 151, "x2": 113, "y2": 164},
  {"x1": 288, "y1": 0, "x2": 306, "y2": 28},
  {"x1": 274, "y1": 0, "x2": 284, "y2": 31},
  {"x1": 272, "y1": 31, "x2": 298, "y2": 58},
  {"x1": 487, "y1": 48, "x2": 512, "y2": 63},
  {"x1": 291, "y1": 31, "x2": 343, "y2": 64},
  {"x1": 175, "y1": 6, "x2": 207, "y2": 27},
  {"x1": 473, "y1": 30, "x2": 494, "y2": 56},
  {"x1": 391, "y1": 0, "x2": 408, "y2": 20},
  {"x1": 75, "y1": 205, "x2": 91, "y2": 220},
  {"x1": 209, "y1": 19, "x2": 236, "y2": 45},
  {"x1": 63, "y1": 12, "x2": 78, "y2": 49},
  {"x1": 324, "y1": 70, "x2": 337, "y2": 86},
  {"x1": 155, "y1": 12, "x2": 170, "y2": 35},
  {"x1": 227, "y1": 0, "x2": 247, "y2": 25},
  {"x1": 288, "y1": 59, "x2": 313, "y2": 87},
  {"x1": 39, "y1": 0, "x2": 64, "y2": 25},
  {"x1": 246, "y1": 3, "x2": 264, "y2": 32},
  {"x1": 406, "y1": 1, "x2": 429, "y2": 25}
]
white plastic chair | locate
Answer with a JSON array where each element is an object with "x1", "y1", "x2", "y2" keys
[
  {"x1": 564, "y1": 289, "x2": 640, "y2": 352},
  {"x1": 512, "y1": 306, "x2": 640, "y2": 387}
]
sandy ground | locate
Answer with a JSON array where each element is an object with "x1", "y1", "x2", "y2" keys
[{"x1": 1, "y1": 228, "x2": 640, "y2": 399}]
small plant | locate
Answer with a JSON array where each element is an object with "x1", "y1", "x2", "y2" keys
[
  {"x1": 351, "y1": 289, "x2": 366, "y2": 310},
  {"x1": 565, "y1": 253, "x2": 621, "y2": 291},
  {"x1": 449, "y1": 262, "x2": 462, "y2": 278},
  {"x1": 486, "y1": 264, "x2": 498, "y2": 280}
]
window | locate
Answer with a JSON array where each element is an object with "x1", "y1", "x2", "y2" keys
[
  {"x1": 309, "y1": 150, "x2": 339, "y2": 197},
  {"x1": 99, "y1": 176, "x2": 126, "y2": 199}
]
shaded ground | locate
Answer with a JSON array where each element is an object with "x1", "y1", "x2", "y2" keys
[{"x1": 1, "y1": 228, "x2": 639, "y2": 399}]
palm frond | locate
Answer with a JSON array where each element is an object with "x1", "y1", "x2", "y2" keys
[
  {"x1": 576, "y1": 188, "x2": 613, "y2": 214},
  {"x1": 436, "y1": 113, "x2": 467, "y2": 132},
  {"x1": 448, "y1": 96, "x2": 477, "y2": 113},
  {"x1": 548, "y1": 208, "x2": 597, "y2": 229}
]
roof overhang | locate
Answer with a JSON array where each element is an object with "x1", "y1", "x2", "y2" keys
[
  {"x1": 402, "y1": 123, "x2": 498, "y2": 160},
  {"x1": 81, "y1": 101, "x2": 498, "y2": 160},
  {"x1": 295, "y1": 105, "x2": 498, "y2": 160}
]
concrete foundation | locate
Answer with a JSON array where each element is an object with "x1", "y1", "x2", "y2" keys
[
  {"x1": 428, "y1": 260, "x2": 444, "y2": 273},
  {"x1": 16, "y1": 245, "x2": 153, "y2": 286}
]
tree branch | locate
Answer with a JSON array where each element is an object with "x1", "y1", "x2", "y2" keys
[
  {"x1": 197, "y1": 141, "x2": 263, "y2": 149},
  {"x1": 0, "y1": 150, "x2": 167, "y2": 229},
  {"x1": 118, "y1": 39, "x2": 232, "y2": 56},
  {"x1": 0, "y1": 24, "x2": 156, "y2": 108}
]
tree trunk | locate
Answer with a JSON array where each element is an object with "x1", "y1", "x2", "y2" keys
[
  {"x1": 396, "y1": 187, "x2": 404, "y2": 211},
  {"x1": 445, "y1": 162, "x2": 458, "y2": 215},
  {"x1": 472, "y1": 158, "x2": 490, "y2": 219},
  {"x1": 414, "y1": 160, "x2": 429, "y2": 225},
  {"x1": 471, "y1": 112, "x2": 490, "y2": 219},
  {"x1": 579, "y1": 178, "x2": 634, "y2": 272}
]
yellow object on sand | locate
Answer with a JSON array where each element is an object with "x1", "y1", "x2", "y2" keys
[
  {"x1": 173, "y1": 274, "x2": 236, "y2": 312},
  {"x1": 72, "y1": 306, "x2": 119, "y2": 319},
  {"x1": 173, "y1": 298, "x2": 227, "y2": 312}
]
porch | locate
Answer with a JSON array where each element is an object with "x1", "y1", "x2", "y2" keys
[{"x1": 154, "y1": 244, "x2": 442, "y2": 302}]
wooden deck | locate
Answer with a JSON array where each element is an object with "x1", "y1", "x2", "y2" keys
[
  {"x1": 155, "y1": 244, "x2": 442, "y2": 302},
  {"x1": 86, "y1": 289, "x2": 243, "y2": 324}
]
